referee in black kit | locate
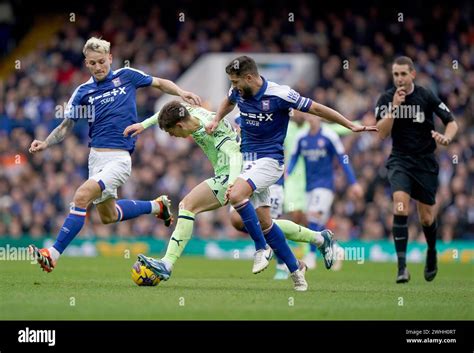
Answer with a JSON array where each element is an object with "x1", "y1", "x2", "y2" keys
[{"x1": 375, "y1": 56, "x2": 458, "y2": 283}]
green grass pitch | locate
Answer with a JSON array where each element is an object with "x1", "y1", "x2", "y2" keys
[{"x1": 1, "y1": 256, "x2": 472, "y2": 320}]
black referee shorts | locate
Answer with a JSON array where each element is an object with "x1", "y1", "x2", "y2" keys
[{"x1": 386, "y1": 152, "x2": 439, "y2": 205}]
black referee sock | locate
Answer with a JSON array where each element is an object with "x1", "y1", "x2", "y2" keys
[
  {"x1": 393, "y1": 215, "x2": 409, "y2": 270},
  {"x1": 422, "y1": 221, "x2": 438, "y2": 251}
]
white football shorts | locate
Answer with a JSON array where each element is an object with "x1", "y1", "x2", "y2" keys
[
  {"x1": 269, "y1": 183, "x2": 284, "y2": 219},
  {"x1": 88, "y1": 148, "x2": 132, "y2": 205},
  {"x1": 306, "y1": 187, "x2": 334, "y2": 225},
  {"x1": 239, "y1": 157, "x2": 284, "y2": 209}
]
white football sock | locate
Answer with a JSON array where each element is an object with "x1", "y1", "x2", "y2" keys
[
  {"x1": 161, "y1": 258, "x2": 173, "y2": 272},
  {"x1": 312, "y1": 232, "x2": 324, "y2": 247},
  {"x1": 48, "y1": 247, "x2": 60, "y2": 262},
  {"x1": 150, "y1": 200, "x2": 161, "y2": 214}
]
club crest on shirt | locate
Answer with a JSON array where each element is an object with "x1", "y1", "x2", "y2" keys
[
  {"x1": 112, "y1": 78, "x2": 122, "y2": 87},
  {"x1": 318, "y1": 139, "x2": 325, "y2": 147},
  {"x1": 262, "y1": 100, "x2": 270, "y2": 111}
]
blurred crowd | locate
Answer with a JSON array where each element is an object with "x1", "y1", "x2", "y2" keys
[{"x1": 0, "y1": 1, "x2": 473, "y2": 242}]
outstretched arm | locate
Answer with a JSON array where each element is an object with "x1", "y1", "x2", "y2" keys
[
  {"x1": 29, "y1": 119, "x2": 75, "y2": 153},
  {"x1": 123, "y1": 111, "x2": 159, "y2": 137},
  {"x1": 151, "y1": 77, "x2": 201, "y2": 106},
  {"x1": 307, "y1": 102, "x2": 377, "y2": 132}
]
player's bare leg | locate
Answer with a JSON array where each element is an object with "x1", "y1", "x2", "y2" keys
[
  {"x1": 417, "y1": 201, "x2": 438, "y2": 281},
  {"x1": 288, "y1": 210, "x2": 307, "y2": 227},
  {"x1": 96, "y1": 198, "x2": 121, "y2": 224},
  {"x1": 393, "y1": 191, "x2": 411, "y2": 283},
  {"x1": 31, "y1": 177, "x2": 173, "y2": 272},
  {"x1": 139, "y1": 181, "x2": 221, "y2": 280}
]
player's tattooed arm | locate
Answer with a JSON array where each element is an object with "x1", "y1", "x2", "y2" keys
[
  {"x1": 29, "y1": 119, "x2": 75, "y2": 153},
  {"x1": 45, "y1": 118, "x2": 75, "y2": 146}
]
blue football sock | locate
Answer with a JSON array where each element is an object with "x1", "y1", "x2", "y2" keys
[
  {"x1": 239, "y1": 222, "x2": 285, "y2": 265},
  {"x1": 53, "y1": 206, "x2": 87, "y2": 254},
  {"x1": 309, "y1": 222, "x2": 325, "y2": 252},
  {"x1": 116, "y1": 200, "x2": 152, "y2": 222},
  {"x1": 264, "y1": 223, "x2": 299, "y2": 272},
  {"x1": 234, "y1": 200, "x2": 267, "y2": 251}
]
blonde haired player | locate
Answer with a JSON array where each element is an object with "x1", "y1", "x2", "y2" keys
[{"x1": 28, "y1": 37, "x2": 201, "y2": 272}]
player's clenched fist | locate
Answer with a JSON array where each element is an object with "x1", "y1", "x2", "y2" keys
[
  {"x1": 392, "y1": 87, "x2": 406, "y2": 107},
  {"x1": 205, "y1": 119, "x2": 219, "y2": 135},
  {"x1": 29, "y1": 140, "x2": 48, "y2": 153}
]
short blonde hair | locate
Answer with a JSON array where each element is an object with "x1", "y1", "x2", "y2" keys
[{"x1": 83, "y1": 37, "x2": 111, "y2": 56}]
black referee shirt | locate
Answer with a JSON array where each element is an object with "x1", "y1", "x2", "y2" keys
[{"x1": 375, "y1": 85, "x2": 454, "y2": 155}]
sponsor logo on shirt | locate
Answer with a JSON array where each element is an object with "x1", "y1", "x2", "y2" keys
[
  {"x1": 302, "y1": 148, "x2": 327, "y2": 161},
  {"x1": 240, "y1": 111, "x2": 273, "y2": 122},
  {"x1": 87, "y1": 87, "x2": 126, "y2": 105}
]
